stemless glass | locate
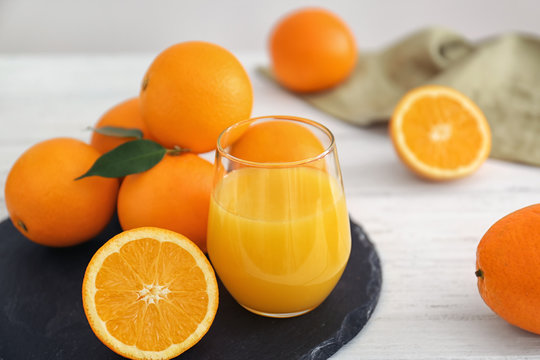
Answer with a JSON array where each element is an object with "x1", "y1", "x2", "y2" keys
[{"x1": 207, "y1": 115, "x2": 351, "y2": 318}]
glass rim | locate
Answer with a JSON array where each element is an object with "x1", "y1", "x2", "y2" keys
[{"x1": 216, "y1": 115, "x2": 336, "y2": 168}]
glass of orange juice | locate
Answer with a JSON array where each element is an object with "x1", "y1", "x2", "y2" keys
[{"x1": 207, "y1": 115, "x2": 351, "y2": 318}]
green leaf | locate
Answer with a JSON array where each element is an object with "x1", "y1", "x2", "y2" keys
[
  {"x1": 76, "y1": 139, "x2": 167, "y2": 180},
  {"x1": 89, "y1": 126, "x2": 144, "y2": 139}
]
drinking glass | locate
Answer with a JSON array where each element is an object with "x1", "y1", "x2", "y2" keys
[{"x1": 207, "y1": 115, "x2": 351, "y2": 318}]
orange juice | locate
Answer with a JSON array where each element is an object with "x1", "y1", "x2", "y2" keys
[{"x1": 207, "y1": 166, "x2": 351, "y2": 316}]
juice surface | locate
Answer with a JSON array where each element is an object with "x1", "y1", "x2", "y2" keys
[{"x1": 207, "y1": 166, "x2": 351, "y2": 315}]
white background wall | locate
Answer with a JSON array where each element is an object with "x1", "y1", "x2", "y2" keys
[{"x1": 1, "y1": 0, "x2": 540, "y2": 54}]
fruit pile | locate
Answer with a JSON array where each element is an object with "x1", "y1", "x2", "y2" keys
[
  {"x1": 5, "y1": 41, "x2": 252, "y2": 359},
  {"x1": 6, "y1": 41, "x2": 253, "y2": 251}
]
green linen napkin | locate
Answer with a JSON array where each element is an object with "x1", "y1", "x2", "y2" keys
[{"x1": 262, "y1": 27, "x2": 540, "y2": 166}]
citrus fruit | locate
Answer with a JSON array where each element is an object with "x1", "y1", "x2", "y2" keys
[
  {"x1": 117, "y1": 153, "x2": 213, "y2": 252},
  {"x1": 269, "y1": 7, "x2": 357, "y2": 93},
  {"x1": 140, "y1": 41, "x2": 253, "y2": 153},
  {"x1": 90, "y1": 97, "x2": 154, "y2": 154},
  {"x1": 82, "y1": 227, "x2": 219, "y2": 359},
  {"x1": 476, "y1": 204, "x2": 540, "y2": 334},
  {"x1": 229, "y1": 118, "x2": 326, "y2": 169},
  {"x1": 4, "y1": 138, "x2": 119, "y2": 246},
  {"x1": 389, "y1": 85, "x2": 491, "y2": 180}
]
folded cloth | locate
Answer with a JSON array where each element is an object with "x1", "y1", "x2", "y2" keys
[{"x1": 261, "y1": 27, "x2": 540, "y2": 166}]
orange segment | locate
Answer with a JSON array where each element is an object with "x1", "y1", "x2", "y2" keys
[
  {"x1": 82, "y1": 227, "x2": 219, "y2": 360},
  {"x1": 95, "y1": 291, "x2": 144, "y2": 345},
  {"x1": 118, "y1": 237, "x2": 161, "y2": 285},
  {"x1": 390, "y1": 85, "x2": 491, "y2": 180},
  {"x1": 96, "y1": 253, "x2": 142, "y2": 291}
]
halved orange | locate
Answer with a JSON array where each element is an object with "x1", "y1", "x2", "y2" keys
[
  {"x1": 390, "y1": 85, "x2": 491, "y2": 180},
  {"x1": 82, "y1": 227, "x2": 219, "y2": 360}
]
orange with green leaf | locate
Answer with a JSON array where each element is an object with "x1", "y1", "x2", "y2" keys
[
  {"x1": 117, "y1": 153, "x2": 213, "y2": 252},
  {"x1": 90, "y1": 97, "x2": 155, "y2": 154}
]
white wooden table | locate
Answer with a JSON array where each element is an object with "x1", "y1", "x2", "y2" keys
[{"x1": 1, "y1": 53, "x2": 540, "y2": 359}]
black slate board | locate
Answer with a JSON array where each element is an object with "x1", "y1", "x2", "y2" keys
[{"x1": 0, "y1": 216, "x2": 382, "y2": 360}]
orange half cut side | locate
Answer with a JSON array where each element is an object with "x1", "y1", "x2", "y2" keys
[
  {"x1": 390, "y1": 85, "x2": 491, "y2": 180},
  {"x1": 82, "y1": 227, "x2": 219, "y2": 360}
]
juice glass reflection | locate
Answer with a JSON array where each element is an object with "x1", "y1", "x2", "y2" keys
[{"x1": 207, "y1": 116, "x2": 351, "y2": 318}]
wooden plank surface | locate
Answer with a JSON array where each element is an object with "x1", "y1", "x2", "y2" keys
[{"x1": 1, "y1": 54, "x2": 539, "y2": 359}]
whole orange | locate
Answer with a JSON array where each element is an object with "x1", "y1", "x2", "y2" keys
[
  {"x1": 117, "y1": 153, "x2": 213, "y2": 252},
  {"x1": 476, "y1": 204, "x2": 540, "y2": 334},
  {"x1": 90, "y1": 97, "x2": 154, "y2": 154},
  {"x1": 140, "y1": 41, "x2": 253, "y2": 153},
  {"x1": 4, "y1": 138, "x2": 119, "y2": 247},
  {"x1": 269, "y1": 7, "x2": 357, "y2": 93},
  {"x1": 229, "y1": 119, "x2": 326, "y2": 167}
]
